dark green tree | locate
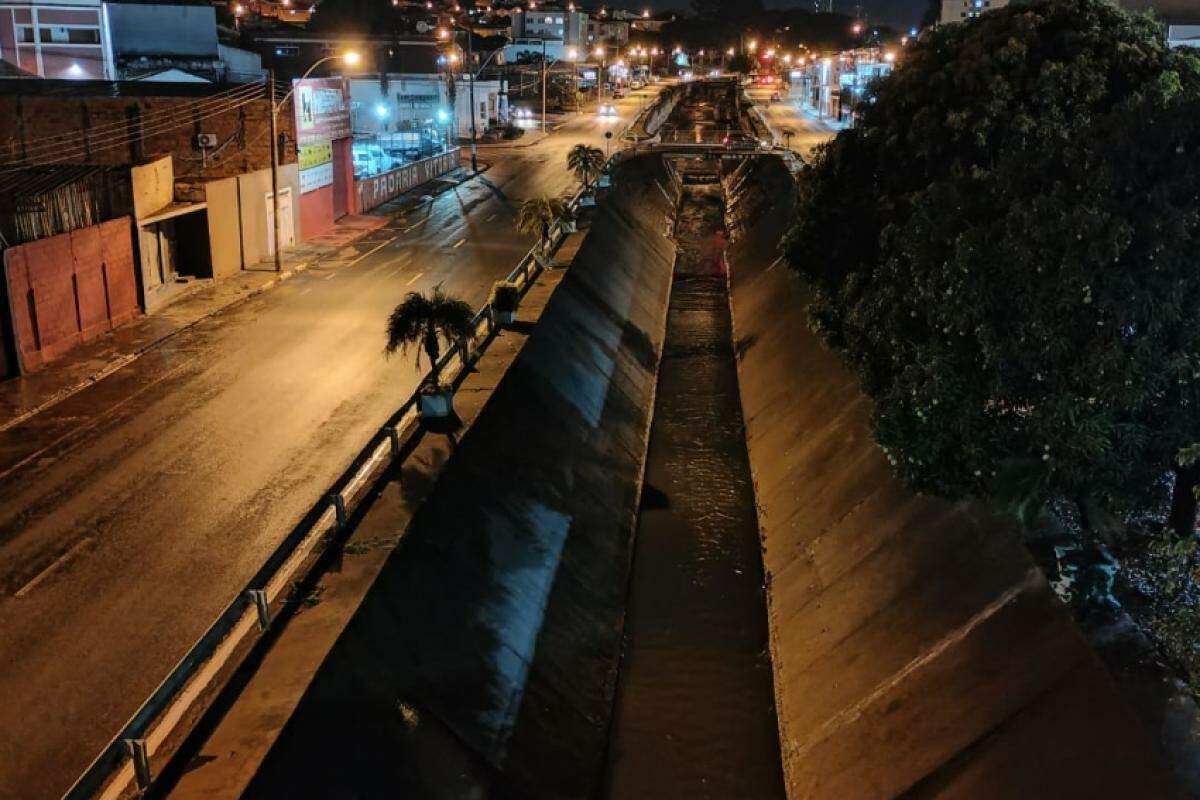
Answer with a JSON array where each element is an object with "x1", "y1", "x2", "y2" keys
[
  {"x1": 727, "y1": 53, "x2": 755, "y2": 75},
  {"x1": 785, "y1": 0, "x2": 1200, "y2": 535},
  {"x1": 386, "y1": 288, "x2": 475, "y2": 390}
]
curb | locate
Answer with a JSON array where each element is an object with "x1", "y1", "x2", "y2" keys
[
  {"x1": 0, "y1": 257, "x2": 313, "y2": 437},
  {"x1": 0, "y1": 161, "x2": 504, "y2": 436}
]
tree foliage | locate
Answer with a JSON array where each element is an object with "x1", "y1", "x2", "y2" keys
[
  {"x1": 516, "y1": 196, "x2": 571, "y2": 247},
  {"x1": 567, "y1": 144, "x2": 605, "y2": 188},
  {"x1": 386, "y1": 288, "x2": 475, "y2": 388},
  {"x1": 784, "y1": 0, "x2": 1200, "y2": 533}
]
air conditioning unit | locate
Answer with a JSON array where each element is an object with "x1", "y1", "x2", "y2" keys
[{"x1": 195, "y1": 133, "x2": 218, "y2": 149}]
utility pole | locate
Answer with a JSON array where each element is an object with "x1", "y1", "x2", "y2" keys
[
  {"x1": 466, "y1": 28, "x2": 478, "y2": 172},
  {"x1": 269, "y1": 70, "x2": 282, "y2": 273},
  {"x1": 541, "y1": 38, "x2": 548, "y2": 133}
]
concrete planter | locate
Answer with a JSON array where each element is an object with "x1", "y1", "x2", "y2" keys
[{"x1": 418, "y1": 387, "x2": 455, "y2": 419}]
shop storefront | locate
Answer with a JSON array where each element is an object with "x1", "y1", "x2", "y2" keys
[{"x1": 294, "y1": 76, "x2": 356, "y2": 239}]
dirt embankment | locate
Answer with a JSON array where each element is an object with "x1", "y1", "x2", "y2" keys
[{"x1": 724, "y1": 155, "x2": 1178, "y2": 799}]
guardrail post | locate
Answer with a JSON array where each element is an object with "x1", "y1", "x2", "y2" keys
[
  {"x1": 246, "y1": 589, "x2": 270, "y2": 631},
  {"x1": 125, "y1": 738, "x2": 151, "y2": 793},
  {"x1": 385, "y1": 426, "x2": 401, "y2": 458},
  {"x1": 328, "y1": 492, "x2": 346, "y2": 530}
]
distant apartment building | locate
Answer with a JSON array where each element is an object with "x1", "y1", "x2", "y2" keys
[
  {"x1": 509, "y1": 7, "x2": 587, "y2": 46},
  {"x1": 941, "y1": 0, "x2": 1009, "y2": 23},
  {"x1": 0, "y1": 2, "x2": 267, "y2": 81},
  {"x1": 585, "y1": 17, "x2": 628, "y2": 47},
  {"x1": 0, "y1": 0, "x2": 112, "y2": 79}
]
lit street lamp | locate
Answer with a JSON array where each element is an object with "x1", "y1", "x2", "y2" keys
[{"x1": 438, "y1": 23, "x2": 485, "y2": 173}]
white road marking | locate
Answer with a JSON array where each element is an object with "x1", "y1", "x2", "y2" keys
[
  {"x1": 322, "y1": 272, "x2": 336, "y2": 280},
  {"x1": 452, "y1": 238, "x2": 466, "y2": 249},
  {"x1": 15, "y1": 537, "x2": 93, "y2": 598},
  {"x1": 405, "y1": 271, "x2": 424, "y2": 286},
  {"x1": 348, "y1": 236, "x2": 396, "y2": 267},
  {"x1": 298, "y1": 287, "x2": 312, "y2": 296}
]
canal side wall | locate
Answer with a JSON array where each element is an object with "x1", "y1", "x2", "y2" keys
[
  {"x1": 497, "y1": 154, "x2": 678, "y2": 799},
  {"x1": 237, "y1": 154, "x2": 681, "y2": 800},
  {"x1": 724, "y1": 156, "x2": 1176, "y2": 799}
]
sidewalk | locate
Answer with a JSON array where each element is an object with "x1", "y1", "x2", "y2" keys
[{"x1": 0, "y1": 214, "x2": 387, "y2": 433}]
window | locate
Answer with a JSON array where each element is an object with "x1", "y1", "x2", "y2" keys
[
  {"x1": 555, "y1": 16, "x2": 563, "y2": 23},
  {"x1": 274, "y1": 45, "x2": 299, "y2": 56},
  {"x1": 38, "y1": 26, "x2": 100, "y2": 44},
  {"x1": 17, "y1": 26, "x2": 33, "y2": 43}
]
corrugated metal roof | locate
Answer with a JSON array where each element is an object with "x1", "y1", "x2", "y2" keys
[{"x1": 0, "y1": 165, "x2": 111, "y2": 209}]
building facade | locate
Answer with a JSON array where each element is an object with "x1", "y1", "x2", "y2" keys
[
  {"x1": 0, "y1": 0, "x2": 112, "y2": 79},
  {"x1": 941, "y1": 0, "x2": 1009, "y2": 23},
  {"x1": 509, "y1": 8, "x2": 587, "y2": 47}
]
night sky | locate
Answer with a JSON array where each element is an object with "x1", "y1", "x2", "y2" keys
[{"x1": 612, "y1": 0, "x2": 930, "y2": 30}]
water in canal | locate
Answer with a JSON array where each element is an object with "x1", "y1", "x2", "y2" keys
[{"x1": 602, "y1": 171, "x2": 785, "y2": 798}]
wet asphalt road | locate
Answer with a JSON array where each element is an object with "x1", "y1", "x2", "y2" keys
[
  {"x1": 748, "y1": 83, "x2": 840, "y2": 160},
  {"x1": 0, "y1": 91, "x2": 655, "y2": 800}
]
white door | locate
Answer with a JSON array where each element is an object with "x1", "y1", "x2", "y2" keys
[{"x1": 265, "y1": 188, "x2": 295, "y2": 257}]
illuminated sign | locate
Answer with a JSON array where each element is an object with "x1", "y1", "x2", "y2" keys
[{"x1": 293, "y1": 77, "x2": 351, "y2": 147}]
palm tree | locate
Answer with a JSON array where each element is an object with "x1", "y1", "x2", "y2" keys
[
  {"x1": 385, "y1": 287, "x2": 475, "y2": 390},
  {"x1": 566, "y1": 144, "x2": 606, "y2": 189},
  {"x1": 516, "y1": 196, "x2": 572, "y2": 251}
]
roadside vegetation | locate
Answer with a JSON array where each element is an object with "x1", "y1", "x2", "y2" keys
[
  {"x1": 567, "y1": 144, "x2": 606, "y2": 189},
  {"x1": 785, "y1": 0, "x2": 1200, "y2": 682},
  {"x1": 385, "y1": 288, "x2": 475, "y2": 390}
]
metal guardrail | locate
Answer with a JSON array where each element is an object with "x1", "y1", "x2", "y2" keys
[{"x1": 63, "y1": 180, "x2": 593, "y2": 800}]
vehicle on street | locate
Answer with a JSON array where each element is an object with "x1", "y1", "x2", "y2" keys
[
  {"x1": 352, "y1": 149, "x2": 378, "y2": 176},
  {"x1": 612, "y1": 86, "x2": 626, "y2": 99},
  {"x1": 598, "y1": 103, "x2": 617, "y2": 116}
]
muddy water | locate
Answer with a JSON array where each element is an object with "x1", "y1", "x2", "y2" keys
[{"x1": 602, "y1": 181, "x2": 785, "y2": 799}]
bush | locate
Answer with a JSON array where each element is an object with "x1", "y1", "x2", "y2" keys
[
  {"x1": 502, "y1": 124, "x2": 524, "y2": 140},
  {"x1": 489, "y1": 280, "x2": 521, "y2": 313}
]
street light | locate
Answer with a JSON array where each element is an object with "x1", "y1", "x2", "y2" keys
[
  {"x1": 268, "y1": 50, "x2": 360, "y2": 272},
  {"x1": 567, "y1": 47, "x2": 580, "y2": 113},
  {"x1": 594, "y1": 45, "x2": 607, "y2": 101}
]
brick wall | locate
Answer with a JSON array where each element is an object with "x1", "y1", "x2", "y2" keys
[{"x1": 0, "y1": 92, "x2": 297, "y2": 179}]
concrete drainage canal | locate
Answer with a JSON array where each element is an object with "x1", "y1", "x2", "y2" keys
[{"x1": 602, "y1": 160, "x2": 785, "y2": 798}]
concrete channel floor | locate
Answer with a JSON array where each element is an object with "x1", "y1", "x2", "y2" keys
[{"x1": 602, "y1": 182, "x2": 785, "y2": 798}]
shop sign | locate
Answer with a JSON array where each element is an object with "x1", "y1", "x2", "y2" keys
[
  {"x1": 300, "y1": 162, "x2": 334, "y2": 193},
  {"x1": 294, "y1": 78, "x2": 351, "y2": 147},
  {"x1": 298, "y1": 142, "x2": 333, "y2": 171},
  {"x1": 357, "y1": 149, "x2": 460, "y2": 212}
]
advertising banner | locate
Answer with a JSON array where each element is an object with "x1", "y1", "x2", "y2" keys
[
  {"x1": 357, "y1": 150, "x2": 460, "y2": 212},
  {"x1": 300, "y1": 162, "x2": 334, "y2": 193},
  {"x1": 298, "y1": 142, "x2": 333, "y2": 171},
  {"x1": 293, "y1": 77, "x2": 351, "y2": 148}
]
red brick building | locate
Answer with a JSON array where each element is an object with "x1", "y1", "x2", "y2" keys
[{"x1": 0, "y1": 80, "x2": 303, "y2": 375}]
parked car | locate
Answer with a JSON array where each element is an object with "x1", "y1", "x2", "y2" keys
[
  {"x1": 611, "y1": 86, "x2": 626, "y2": 99},
  {"x1": 353, "y1": 149, "x2": 378, "y2": 176},
  {"x1": 598, "y1": 103, "x2": 617, "y2": 116}
]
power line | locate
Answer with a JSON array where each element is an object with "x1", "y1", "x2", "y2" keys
[
  {"x1": 3, "y1": 81, "x2": 267, "y2": 159},
  {"x1": 0, "y1": 91, "x2": 268, "y2": 172}
]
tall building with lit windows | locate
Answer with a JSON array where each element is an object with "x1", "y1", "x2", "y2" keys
[{"x1": 940, "y1": 0, "x2": 1009, "y2": 24}]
